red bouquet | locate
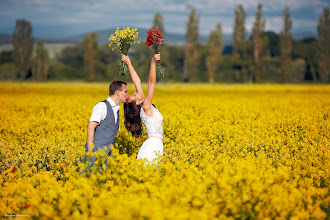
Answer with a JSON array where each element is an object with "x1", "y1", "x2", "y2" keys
[{"x1": 146, "y1": 28, "x2": 165, "y2": 79}]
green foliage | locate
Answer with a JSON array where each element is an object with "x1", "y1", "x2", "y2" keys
[
  {"x1": 207, "y1": 24, "x2": 223, "y2": 83},
  {"x1": 185, "y1": 8, "x2": 200, "y2": 82},
  {"x1": 12, "y1": 19, "x2": 33, "y2": 79},
  {"x1": 252, "y1": 4, "x2": 266, "y2": 83},
  {"x1": 0, "y1": 64, "x2": 17, "y2": 80},
  {"x1": 265, "y1": 31, "x2": 280, "y2": 57},
  {"x1": 292, "y1": 39, "x2": 318, "y2": 81},
  {"x1": 40, "y1": 35, "x2": 315, "y2": 84},
  {"x1": 0, "y1": 50, "x2": 13, "y2": 64},
  {"x1": 290, "y1": 58, "x2": 306, "y2": 82},
  {"x1": 48, "y1": 60, "x2": 85, "y2": 80},
  {"x1": 32, "y1": 40, "x2": 49, "y2": 81},
  {"x1": 57, "y1": 44, "x2": 84, "y2": 69},
  {"x1": 280, "y1": 6, "x2": 293, "y2": 82},
  {"x1": 152, "y1": 12, "x2": 164, "y2": 35},
  {"x1": 233, "y1": 4, "x2": 246, "y2": 58},
  {"x1": 260, "y1": 57, "x2": 282, "y2": 82},
  {"x1": 83, "y1": 32, "x2": 98, "y2": 80},
  {"x1": 164, "y1": 45, "x2": 185, "y2": 81},
  {"x1": 317, "y1": 8, "x2": 330, "y2": 83},
  {"x1": 98, "y1": 43, "x2": 119, "y2": 64}
]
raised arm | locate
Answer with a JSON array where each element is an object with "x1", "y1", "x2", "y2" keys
[
  {"x1": 121, "y1": 54, "x2": 143, "y2": 95},
  {"x1": 143, "y1": 53, "x2": 160, "y2": 116}
]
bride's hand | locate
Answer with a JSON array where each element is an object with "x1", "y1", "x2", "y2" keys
[
  {"x1": 152, "y1": 53, "x2": 161, "y2": 62},
  {"x1": 121, "y1": 54, "x2": 131, "y2": 65}
]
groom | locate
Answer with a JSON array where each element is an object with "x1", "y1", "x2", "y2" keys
[{"x1": 85, "y1": 81, "x2": 128, "y2": 158}]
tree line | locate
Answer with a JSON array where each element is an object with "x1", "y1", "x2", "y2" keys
[{"x1": 0, "y1": 4, "x2": 329, "y2": 83}]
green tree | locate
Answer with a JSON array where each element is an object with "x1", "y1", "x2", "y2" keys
[
  {"x1": 265, "y1": 31, "x2": 280, "y2": 57},
  {"x1": 58, "y1": 45, "x2": 84, "y2": 69},
  {"x1": 12, "y1": 19, "x2": 33, "y2": 79},
  {"x1": 206, "y1": 24, "x2": 223, "y2": 83},
  {"x1": 152, "y1": 12, "x2": 168, "y2": 81},
  {"x1": 166, "y1": 45, "x2": 185, "y2": 81},
  {"x1": 152, "y1": 12, "x2": 164, "y2": 34},
  {"x1": 0, "y1": 50, "x2": 14, "y2": 64},
  {"x1": 280, "y1": 6, "x2": 292, "y2": 82},
  {"x1": 233, "y1": 4, "x2": 247, "y2": 81},
  {"x1": 185, "y1": 8, "x2": 200, "y2": 82},
  {"x1": 317, "y1": 8, "x2": 330, "y2": 83},
  {"x1": 32, "y1": 40, "x2": 49, "y2": 81},
  {"x1": 252, "y1": 4, "x2": 266, "y2": 83},
  {"x1": 83, "y1": 32, "x2": 98, "y2": 80},
  {"x1": 292, "y1": 38, "x2": 318, "y2": 81}
]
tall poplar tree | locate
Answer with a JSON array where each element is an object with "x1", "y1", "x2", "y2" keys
[
  {"x1": 280, "y1": 6, "x2": 292, "y2": 82},
  {"x1": 32, "y1": 40, "x2": 49, "y2": 81},
  {"x1": 252, "y1": 4, "x2": 266, "y2": 83},
  {"x1": 317, "y1": 8, "x2": 330, "y2": 83},
  {"x1": 152, "y1": 12, "x2": 168, "y2": 79},
  {"x1": 152, "y1": 12, "x2": 164, "y2": 34},
  {"x1": 83, "y1": 32, "x2": 98, "y2": 80},
  {"x1": 206, "y1": 24, "x2": 223, "y2": 83},
  {"x1": 185, "y1": 8, "x2": 200, "y2": 82},
  {"x1": 12, "y1": 19, "x2": 33, "y2": 79},
  {"x1": 233, "y1": 4, "x2": 246, "y2": 81}
]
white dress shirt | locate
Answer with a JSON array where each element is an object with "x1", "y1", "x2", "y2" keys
[{"x1": 89, "y1": 97, "x2": 120, "y2": 128}]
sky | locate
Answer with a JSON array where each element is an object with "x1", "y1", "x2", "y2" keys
[{"x1": 0, "y1": 0, "x2": 328, "y2": 39}]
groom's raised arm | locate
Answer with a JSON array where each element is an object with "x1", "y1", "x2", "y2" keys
[{"x1": 86, "y1": 121, "x2": 98, "y2": 152}]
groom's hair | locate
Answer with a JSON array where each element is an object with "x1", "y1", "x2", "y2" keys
[{"x1": 109, "y1": 81, "x2": 127, "y2": 95}]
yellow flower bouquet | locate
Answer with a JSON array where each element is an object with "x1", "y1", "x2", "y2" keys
[{"x1": 108, "y1": 27, "x2": 139, "y2": 76}]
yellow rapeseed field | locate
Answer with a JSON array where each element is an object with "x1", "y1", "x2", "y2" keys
[{"x1": 0, "y1": 83, "x2": 329, "y2": 219}]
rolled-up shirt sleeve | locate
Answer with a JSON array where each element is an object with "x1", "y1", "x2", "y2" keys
[{"x1": 89, "y1": 102, "x2": 107, "y2": 124}]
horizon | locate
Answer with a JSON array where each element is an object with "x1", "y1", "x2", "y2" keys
[{"x1": 0, "y1": 26, "x2": 318, "y2": 45}]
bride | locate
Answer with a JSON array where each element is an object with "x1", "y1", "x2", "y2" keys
[{"x1": 121, "y1": 53, "x2": 163, "y2": 163}]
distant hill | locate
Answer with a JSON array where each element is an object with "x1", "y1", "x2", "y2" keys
[
  {"x1": 60, "y1": 28, "x2": 233, "y2": 46},
  {"x1": 0, "y1": 28, "x2": 316, "y2": 46},
  {"x1": 0, "y1": 34, "x2": 76, "y2": 45},
  {"x1": 61, "y1": 28, "x2": 196, "y2": 45},
  {"x1": 0, "y1": 34, "x2": 12, "y2": 45},
  {"x1": 59, "y1": 28, "x2": 316, "y2": 46}
]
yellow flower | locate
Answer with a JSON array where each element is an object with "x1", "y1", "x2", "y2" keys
[{"x1": 0, "y1": 83, "x2": 328, "y2": 219}]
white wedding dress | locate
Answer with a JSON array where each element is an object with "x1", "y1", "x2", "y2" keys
[{"x1": 137, "y1": 105, "x2": 163, "y2": 162}]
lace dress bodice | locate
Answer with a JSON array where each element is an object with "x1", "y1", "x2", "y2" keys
[{"x1": 140, "y1": 105, "x2": 163, "y2": 138}]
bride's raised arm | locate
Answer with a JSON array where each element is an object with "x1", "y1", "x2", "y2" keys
[
  {"x1": 143, "y1": 53, "x2": 160, "y2": 116},
  {"x1": 121, "y1": 54, "x2": 143, "y2": 96}
]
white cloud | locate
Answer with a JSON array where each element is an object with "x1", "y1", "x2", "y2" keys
[
  {"x1": 56, "y1": 17, "x2": 82, "y2": 24},
  {"x1": 293, "y1": 18, "x2": 318, "y2": 30},
  {"x1": 265, "y1": 16, "x2": 283, "y2": 33},
  {"x1": 163, "y1": 4, "x2": 187, "y2": 12},
  {"x1": 0, "y1": 0, "x2": 325, "y2": 37}
]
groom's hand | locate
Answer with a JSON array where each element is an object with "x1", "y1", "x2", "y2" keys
[
  {"x1": 87, "y1": 143, "x2": 94, "y2": 152},
  {"x1": 87, "y1": 121, "x2": 98, "y2": 152}
]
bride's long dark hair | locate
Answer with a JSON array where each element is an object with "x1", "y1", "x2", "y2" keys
[{"x1": 124, "y1": 102, "x2": 143, "y2": 138}]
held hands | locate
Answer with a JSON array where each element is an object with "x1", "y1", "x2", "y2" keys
[{"x1": 152, "y1": 53, "x2": 161, "y2": 62}]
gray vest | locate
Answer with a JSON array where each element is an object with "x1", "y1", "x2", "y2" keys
[{"x1": 85, "y1": 100, "x2": 119, "y2": 156}]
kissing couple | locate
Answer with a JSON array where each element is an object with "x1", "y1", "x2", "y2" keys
[{"x1": 84, "y1": 53, "x2": 163, "y2": 166}]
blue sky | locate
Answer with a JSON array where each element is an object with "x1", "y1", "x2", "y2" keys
[{"x1": 0, "y1": 0, "x2": 328, "y2": 39}]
